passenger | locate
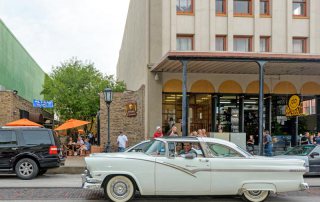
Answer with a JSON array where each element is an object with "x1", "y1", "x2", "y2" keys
[
  {"x1": 179, "y1": 142, "x2": 197, "y2": 157},
  {"x1": 175, "y1": 143, "x2": 183, "y2": 155}
]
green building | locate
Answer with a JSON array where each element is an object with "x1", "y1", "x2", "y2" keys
[
  {"x1": 0, "y1": 19, "x2": 51, "y2": 126},
  {"x1": 0, "y1": 18, "x2": 46, "y2": 102}
]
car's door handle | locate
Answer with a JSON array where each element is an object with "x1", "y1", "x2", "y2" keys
[
  {"x1": 199, "y1": 159, "x2": 209, "y2": 162},
  {"x1": 11, "y1": 147, "x2": 18, "y2": 150}
]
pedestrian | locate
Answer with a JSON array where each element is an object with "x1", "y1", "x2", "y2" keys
[
  {"x1": 117, "y1": 131, "x2": 128, "y2": 152},
  {"x1": 88, "y1": 131, "x2": 94, "y2": 144},
  {"x1": 153, "y1": 126, "x2": 163, "y2": 138},
  {"x1": 202, "y1": 129, "x2": 207, "y2": 137},
  {"x1": 316, "y1": 132, "x2": 320, "y2": 145},
  {"x1": 167, "y1": 125, "x2": 178, "y2": 136},
  {"x1": 263, "y1": 130, "x2": 273, "y2": 157},
  {"x1": 301, "y1": 132, "x2": 311, "y2": 145},
  {"x1": 247, "y1": 135, "x2": 255, "y2": 154}
]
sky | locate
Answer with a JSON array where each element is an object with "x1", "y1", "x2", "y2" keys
[{"x1": 0, "y1": 0, "x2": 130, "y2": 76}]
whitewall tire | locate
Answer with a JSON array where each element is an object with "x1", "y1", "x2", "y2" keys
[
  {"x1": 105, "y1": 175, "x2": 135, "y2": 202},
  {"x1": 242, "y1": 190, "x2": 269, "y2": 202}
]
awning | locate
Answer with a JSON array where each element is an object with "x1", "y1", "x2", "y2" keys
[
  {"x1": 151, "y1": 52, "x2": 320, "y2": 75},
  {"x1": 4, "y1": 118, "x2": 43, "y2": 127}
]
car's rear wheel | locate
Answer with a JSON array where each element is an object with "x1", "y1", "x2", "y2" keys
[
  {"x1": 242, "y1": 190, "x2": 269, "y2": 202},
  {"x1": 15, "y1": 158, "x2": 39, "y2": 180},
  {"x1": 104, "y1": 175, "x2": 135, "y2": 202}
]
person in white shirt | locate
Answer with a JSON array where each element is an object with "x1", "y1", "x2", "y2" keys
[{"x1": 117, "y1": 132, "x2": 128, "y2": 152}]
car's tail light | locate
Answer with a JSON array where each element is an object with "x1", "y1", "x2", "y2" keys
[{"x1": 49, "y1": 146, "x2": 58, "y2": 155}]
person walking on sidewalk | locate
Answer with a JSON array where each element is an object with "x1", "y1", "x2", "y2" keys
[{"x1": 117, "y1": 131, "x2": 128, "y2": 152}]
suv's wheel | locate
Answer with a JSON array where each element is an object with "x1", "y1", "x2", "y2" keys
[
  {"x1": 242, "y1": 190, "x2": 269, "y2": 202},
  {"x1": 38, "y1": 169, "x2": 47, "y2": 176},
  {"x1": 104, "y1": 175, "x2": 135, "y2": 202},
  {"x1": 15, "y1": 158, "x2": 39, "y2": 180}
]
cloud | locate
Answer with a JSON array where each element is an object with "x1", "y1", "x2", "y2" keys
[{"x1": 0, "y1": 0, "x2": 130, "y2": 76}]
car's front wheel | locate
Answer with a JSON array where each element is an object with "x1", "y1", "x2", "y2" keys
[
  {"x1": 242, "y1": 190, "x2": 269, "y2": 202},
  {"x1": 104, "y1": 175, "x2": 135, "y2": 202},
  {"x1": 15, "y1": 158, "x2": 39, "y2": 180}
]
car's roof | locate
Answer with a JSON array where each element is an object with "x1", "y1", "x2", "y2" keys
[
  {"x1": 0, "y1": 127, "x2": 50, "y2": 131},
  {"x1": 155, "y1": 136, "x2": 237, "y2": 147}
]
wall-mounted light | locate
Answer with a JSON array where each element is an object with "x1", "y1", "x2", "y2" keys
[{"x1": 154, "y1": 73, "x2": 159, "y2": 81}]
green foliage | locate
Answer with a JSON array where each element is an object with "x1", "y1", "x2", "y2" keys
[{"x1": 41, "y1": 58, "x2": 126, "y2": 121}]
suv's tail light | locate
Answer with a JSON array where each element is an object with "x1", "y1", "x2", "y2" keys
[{"x1": 49, "y1": 146, "x2": 58, "y2": 155}]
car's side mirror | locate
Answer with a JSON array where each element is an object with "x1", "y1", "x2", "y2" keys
[{"x1": 310, "y1": 152, "x2": 319, "y2": 158}]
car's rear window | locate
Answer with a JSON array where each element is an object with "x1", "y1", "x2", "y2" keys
[{"x1": 22, "y1": 130, "x2": 52, "y2": 145}]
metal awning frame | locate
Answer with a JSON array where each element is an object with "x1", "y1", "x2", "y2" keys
[{"x1": 151, "y1": 52, "x2": 320, "y2": 156}]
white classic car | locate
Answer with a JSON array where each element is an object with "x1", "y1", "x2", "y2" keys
[{"x1": 82, "y1": 137, "x2": 308, "y2": 202}]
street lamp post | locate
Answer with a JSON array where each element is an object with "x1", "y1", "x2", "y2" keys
[{"x1": 103, "y1": 88, "x2": 113, "y2": 152}]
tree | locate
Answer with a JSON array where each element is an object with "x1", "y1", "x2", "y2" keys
[{"x1": 41, "y1": 58, "x2": 126, "y2": 121}]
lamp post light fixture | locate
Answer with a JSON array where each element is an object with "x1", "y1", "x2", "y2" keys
[{"x1": 103, "y1": 88, "x2": 113, "y2": 152}]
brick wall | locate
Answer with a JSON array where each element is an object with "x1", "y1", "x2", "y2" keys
[
  {"x1": 0, "y1": 91, "x2": 52, "y2": 126},
  {"x1": 99, "y1": 85, "x2": 145, "y2": 152}
]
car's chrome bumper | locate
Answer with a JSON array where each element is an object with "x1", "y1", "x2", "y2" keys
[
  {"x1": 81, "y1": 170, "x2": 102, "y2": 190},
  {"x1": 300, "y1": 183, "x2": 309, "y2": 191}
]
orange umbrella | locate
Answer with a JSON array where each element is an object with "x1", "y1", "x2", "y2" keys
[
  {"x1": 5, "y1": 118, "x2": 42, "y2": 127},
  {"x1": 55, "y1": 119, "x2": 90, "y2": 131}
]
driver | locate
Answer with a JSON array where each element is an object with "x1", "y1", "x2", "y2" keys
[{"x1": 179, "y1": 142, "x2": 197, "y2": 157}]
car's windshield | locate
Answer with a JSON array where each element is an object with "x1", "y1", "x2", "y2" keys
[
  {"x1": 237, "y1": 146, "x2": 252, "y2": 157},
  {"x1": 145, "y1": 140, "x2": 166, "y2": 156},
  {"x1": 126, "y1": 140, "x2": 152, "y2": 152},
  {"x1": 283, "y1": 145, "x2": 316, "y2": 156}
]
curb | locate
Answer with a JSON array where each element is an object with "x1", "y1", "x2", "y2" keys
[{"x1": 47, "y1": 166, "x2": 85, "y2": 174}]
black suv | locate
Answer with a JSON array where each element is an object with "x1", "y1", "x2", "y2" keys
[{"x1": 0, "y1": 127, "x2": 65, "y2": 180}]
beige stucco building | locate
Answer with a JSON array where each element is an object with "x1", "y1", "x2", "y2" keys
[{"x1": 117, "y1": 0, "x2": 320, "y2": 143}]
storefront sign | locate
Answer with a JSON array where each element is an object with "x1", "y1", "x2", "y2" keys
[
  {"x1": 126, "y1": 102, "x2": 137, "y2": 117},
  {"x1": 285, "y1": 95, "x2": 303, "y2": 117}
]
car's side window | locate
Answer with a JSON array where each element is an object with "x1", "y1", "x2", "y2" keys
[
  {"x1": 172, "y1": 141, "x2": 204, "y2": 158},
  {"x1": 207, "y1": 143, "x2": 244, "y2": 158},
  {"x1": 0, "y1": 131, "x2": 17, "y2": 145}
]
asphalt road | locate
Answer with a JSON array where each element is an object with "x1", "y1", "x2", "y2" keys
[{"x1": 0, "y1": 174, "x2": 319, "y2": 201}]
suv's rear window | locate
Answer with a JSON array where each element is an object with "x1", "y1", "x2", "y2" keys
[
  {"x1": 22, "y1": 130, "x2": 52, "y2": 145},
  {"x1": 0, "y1": 131, "x2": 17, "y2": 145}
]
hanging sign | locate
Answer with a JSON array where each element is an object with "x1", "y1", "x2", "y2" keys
[
  {"x1": 33, "y1": 99, "x2": 54, "y2": 108},
  {"x1": 125, "y1": 102, "x2": 137, "y2": 117},
  {"x1": 285, "y1": 95, "x2": 303, "y2": 117}
]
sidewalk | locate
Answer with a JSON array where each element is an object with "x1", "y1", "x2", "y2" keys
[{"x1": 47, "y1": 156, "x2": 86, "y2": 174}]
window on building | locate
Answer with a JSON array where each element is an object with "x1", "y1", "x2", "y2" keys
[
  {"x1": 234, "y1": 0, "x2": 252, "y2": 16},
  {"x1": 177, "y1": 35, "x2": 194, "y2": 51},
  {"x1": 176, "y1": 0, "x2": 194, "y2": 14},
  {"x1": 260, "y1": 0, "x2": 270, "y2": 16},
  {"x1": 293, "y1": 0, "x2": 307, "y2": 17},
  {"x1": 216, "y1": 0, "x2": 227, "y2": 15},
  {"x1": 303, "y1": 99, "x2": 316, "y2": 115},
  {"x1": 216, "y1": 35, "x2": 227, "y2": 51},
  {"x1": 260, "y1": 37, "x2": 270, "y2": 52},
  {"x1": 234, "y1": 36, "x2": 252, "y2": 52},
  {"x1": 293, "y1": 37, "x2": 307, "y2": 53}
]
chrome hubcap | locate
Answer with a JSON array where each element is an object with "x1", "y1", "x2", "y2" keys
[
  {"x1": 113, "y1": 181, "x2": 128, "y2": 196},
  {"x1": 19, "y1": 162, "x2": 33, "y2": 176}
]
